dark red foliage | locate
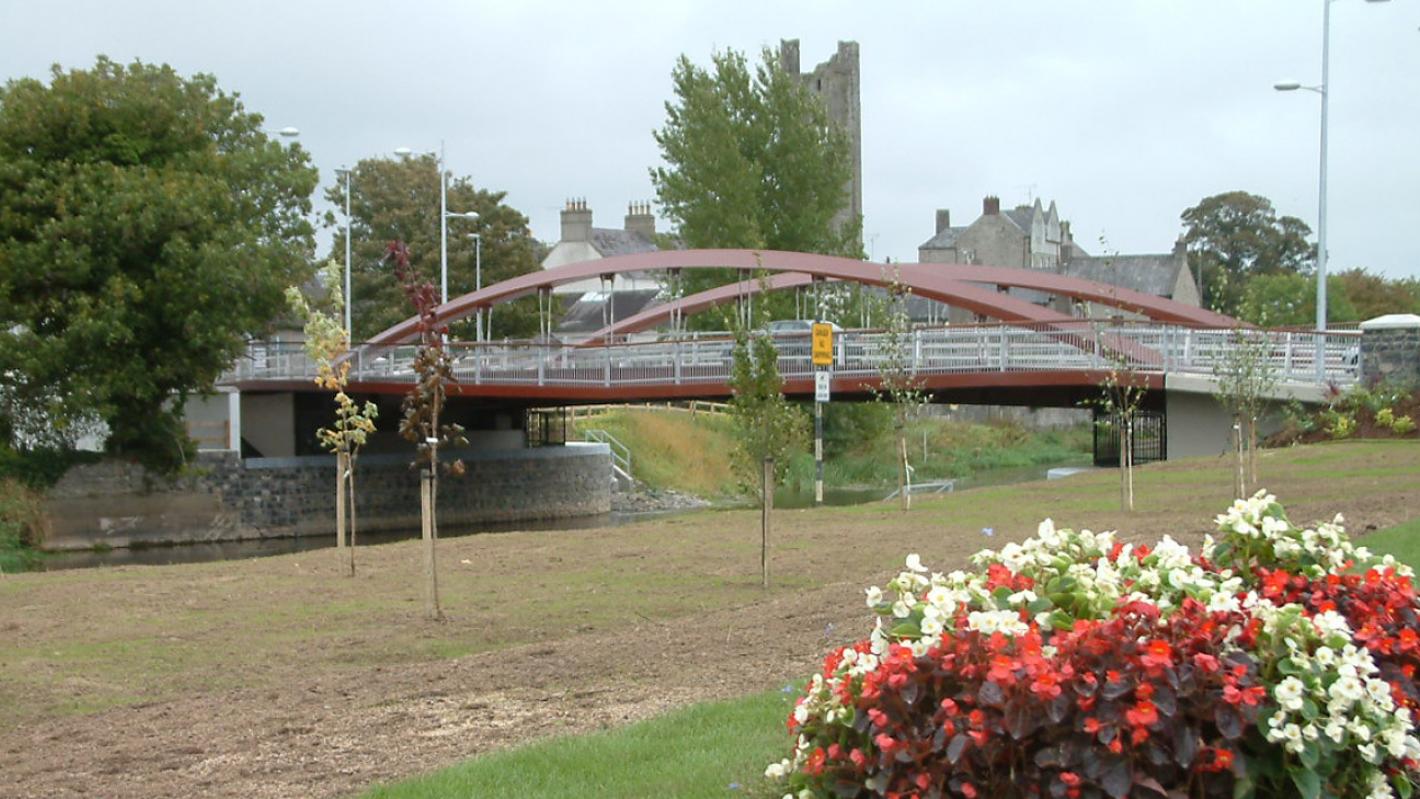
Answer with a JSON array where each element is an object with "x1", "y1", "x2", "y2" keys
[{"x1": 795, "y1": 601, "x2": 1262, "y2": 799}]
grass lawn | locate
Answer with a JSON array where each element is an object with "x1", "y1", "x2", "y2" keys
[
  {"x1": 360, "y1": 486, "x2": 1420, "y2": 799},
  {"x1": 4, "y1": 439, "x2": 1418, "y2": 798},
  {"x1": 1359, "y1": 516, "x2": 1420, "y2": 566},
  {"x1": 361, "y1": 690, "x2": 791, "y2": 799}
]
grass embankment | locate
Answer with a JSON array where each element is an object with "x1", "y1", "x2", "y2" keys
[
  {"x1": 783, "y1": 416, "x2": 1089, "y2": 492},
  {"x1": 573, "y1": 407, "x2": 1089, "y2": 498},
  {"x1": 4, "y1": 439, "x2": 1418, "y2": 798}
]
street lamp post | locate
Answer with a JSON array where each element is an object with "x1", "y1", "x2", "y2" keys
[
  {"x1": 467, "y1": 233, "x2": 484, "y2": 342},
  {"x1": 394, "y1": 144, "x2": 479, "y2": 311},
  {"x1": 1275, "y1": 0, "x2": 1390, "y2": 334},
  {"x1": 334, "y1": 167, "x2": 353, "y2": 342}
]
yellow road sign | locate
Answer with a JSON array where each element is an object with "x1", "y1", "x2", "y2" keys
[{"x1": 811, "y1": 323, "x2": 833, "y2": 366}]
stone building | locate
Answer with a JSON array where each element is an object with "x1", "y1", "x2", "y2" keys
[
  {"x1": 539, "y1": 199, "x2": 666, "y2": 339},
  {"x1": 918, "y1": 195, "x2": 1199, "y2": 321},
  {"x1": 780, "y1": 38, "x2": 862, "y2": 236}
]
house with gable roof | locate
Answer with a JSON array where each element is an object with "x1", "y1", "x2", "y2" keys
[{"x1": 918, "y1": 195, "x2": 1199, "y2": 322}]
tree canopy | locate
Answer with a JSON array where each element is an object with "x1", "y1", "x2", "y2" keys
[
  {"x1": 324, "y1": 156, "x2": 542, "y2": 342},
  {"x1": 1180, "y1": 191, "x2": 1315, "y2": 317},
  {"x1": 0, "y1": 57, "x2": 317, "y2": 471},
  {"x1": 651, "y1": 47, "x2": 862, "y2": 324}
]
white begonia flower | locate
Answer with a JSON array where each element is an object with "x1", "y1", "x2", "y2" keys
[
  {"x1": 1365, "y1": 679, "x2": 1394, "y2": 708},
  {"x1": 764, "y1": 759, "x2": 789, "y2": 779},
  {"x1": 1350, "y1": 720, "x2": 1372, "y2": 741},
  {"x1": 1007, "y1": 589, "x2": 1037, "y2": 606},
  {"x1": 1274, "y1": 677, "x2": 1306, "y2": 712},
  {"x1": 865, "y1": 586, "x2": 883, "y2": 608},
  {"x1": 921, "y1": 616, "x2": 943, "y2": 637},
  {"x1": 1325, "y1": 721, "x2": 1346, "y2": 743},
  {"x1": 905, "y1": 553, "x2": 928, "y2": 573},
  {"x1": 1384, "y1": 729, "x2": 1410, "y2": 758},
  {"x1": 1359, "y1": 742, "x2": 1379, "y2": 763},
  {"x1": 891, "y1": 600, "x2": 912, "y2": 619},
  {"x1": 1207, "y1": 591, "x2": 1241, "y2": 614}
]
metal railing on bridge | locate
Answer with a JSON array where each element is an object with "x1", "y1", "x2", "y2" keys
[{"x1": 227, "y1": 322, "x2": 1361, "y2": 390}]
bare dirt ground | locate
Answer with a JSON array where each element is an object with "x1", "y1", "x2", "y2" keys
[{"x1": 2, "y1": 441, "x2": 1417, "y2": 798}]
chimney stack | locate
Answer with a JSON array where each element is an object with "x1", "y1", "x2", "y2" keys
[
  {"x1": 935, "y1": 209, "x2": 951, "y2": 234},
  {"x1": 983, "y1": 195, "x2": 1000, "y2": 216},
  {"x1": 625, "y1": 201, "x2": 655, "y2": 240},
  {"x1": 560, "y1": 197, "x2": 592, "y2": 243}
]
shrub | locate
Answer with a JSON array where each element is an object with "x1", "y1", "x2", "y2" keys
[
  {"x1": 1377, "y1": 409, "x2": 1417, "y2": 436},
  {"x1": 0, "y1": 478, "x2": 46, "y2": 572},
  {"x1": 766, "y1": 494, "x2": 1420, "y2": 799},
  {"x1": 1325, "y1": 411, "x2": 1356, "y2": 440}
]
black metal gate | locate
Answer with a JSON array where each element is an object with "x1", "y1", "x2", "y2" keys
[
  {"x1": 1093, "y1": 410, "x2": 1167, "y2": 467},
  {"x1": 526, "y1": 408, "x2": 569, "y2": 447}
]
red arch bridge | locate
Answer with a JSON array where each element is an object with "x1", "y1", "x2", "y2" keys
[{"x1": 217, "y1": 250, "x2": 1358, "y2": 461}]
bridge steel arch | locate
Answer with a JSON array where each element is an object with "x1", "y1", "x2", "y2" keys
[
  {"x1": 361, "y1": 249, "x2": 1239, "y2": 350},
  {"x1": 586, "y1": 263, "x2": 1239, "y2": 342}
]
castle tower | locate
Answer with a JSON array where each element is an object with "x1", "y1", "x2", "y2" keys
[{"x1": 780, "y1": 39, "x2": 862, "y2": 240}]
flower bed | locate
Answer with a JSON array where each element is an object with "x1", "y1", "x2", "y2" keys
[{"x1": 766, "y1": 493, "x2": 1420, "y2": 799}]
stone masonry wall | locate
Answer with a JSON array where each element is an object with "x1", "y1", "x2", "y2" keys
[
  {"x1": 1361, "y1": 328, "x2": 1420, "y2": 388},
  {"x1": 43, "y1": 445, "x2": 611, "y2": 550}
]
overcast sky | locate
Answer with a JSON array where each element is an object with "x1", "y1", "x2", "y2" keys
[{"x1": 4, "y1": 0, "x2": 1417, "y2": 279}]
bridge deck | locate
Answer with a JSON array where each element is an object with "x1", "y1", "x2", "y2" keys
[{"x1": 224, "y1": 324, "x2": 1359, "y2": 403}]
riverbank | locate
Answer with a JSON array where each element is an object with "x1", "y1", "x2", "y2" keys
[
  {"x1": 573, "y1": 406, "x2": 1091, "y2": 499},
  {"x1": 2, "y1": 440, "x2": 1416, "y2": 798}
]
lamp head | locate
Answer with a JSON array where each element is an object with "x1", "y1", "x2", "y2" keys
[
  {"x1": 393, "y1": 147, "x2": 413, "y2": 157},
  {"x1": 1274, "y1": 81, "x2": 1302, "y2": 92},
  {"x1": 277, "y1": 127, "x2": 300, "y2": 138}
]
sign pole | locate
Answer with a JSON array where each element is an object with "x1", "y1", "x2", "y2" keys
[
  {"x1": 811, "y1": 318, "x2": 833, "y2": 507},
  {"x1": 814, "y1": 390, "x2": 824, "y2": 506}
]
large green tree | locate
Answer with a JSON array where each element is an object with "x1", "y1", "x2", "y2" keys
[
  {"x1": 651, "y1": 47, "x2": 862, "y2": 326},
  {"x1": 1237, "y1": 273, "x2": 1359, "y2": 328},
  {"x1": 1180, "y1": 191, "x2": 1315, "y2": 317},
  {"x1": 325, "y1": 156, "x2": 542, "y2": 342},
  {"x1": 1334, "y1": 268, "x2": 1420, "y2": 321},
  {"x1": 0, "y1": 58, "x2": 317, "y2": 471}
]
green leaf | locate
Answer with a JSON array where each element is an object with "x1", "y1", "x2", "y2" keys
[
  {"x1": 1290, "y1": 767, "x2": 1320, "y2": 799},
  {"x1": 1394, "y1": 773, "x2": 1414, "y2": 799},
  {"x1": 889, "y1": 622, "x2": 920, "y2": 638}
]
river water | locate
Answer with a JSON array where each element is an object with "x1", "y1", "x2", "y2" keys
[{"x1": 39, "y1": 460, "x2": 1091, "y2": 571}]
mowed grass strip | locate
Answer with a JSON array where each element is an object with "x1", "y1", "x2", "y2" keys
[
  {"x1": 360, "y1": 690, "x2": 789, "y2": 799},
  {"x1": 1359, "y1": 516, "x2": 1420, "y2": 567}
]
